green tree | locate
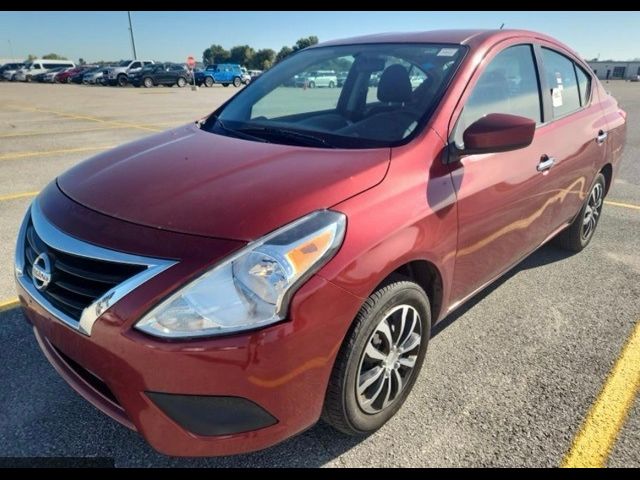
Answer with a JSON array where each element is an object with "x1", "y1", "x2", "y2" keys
[
  {"x1": 293, "y1": 36, "x2": 319, "y2": 51},
  {"x1": 26, "y1": 54, "x2": 37, "y2": 62},
  {"x1": 251, "y1": 48, "x2": 275, "y2": 70},
  {"x1": 42, "y1": 53, "x2": 68, "y2": 60},
  {"x1": 78, "y1": 58, "x2": 86, "y2": 65},
  {"x1": 202, "y1": 44, "x2": 230, "y2": 66},
  {"x1": 229, "y1": 45, "x2": 255, "y2": 67},
  {"x1": 275, "y1": 46, "x2": 293, "y2": 64}
]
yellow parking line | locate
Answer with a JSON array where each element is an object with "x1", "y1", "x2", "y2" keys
[
  {"x1": 604, "y1": 200, "x2": 640, "y2": 211},
  {"x1": 0, "y1": 145, "x2": 115, "y2": 161},
  {"x1": 0, "y1": 124, "x2": 132, "y2": 138},
  {"x1": 0, "y1": 121, "x2": 183, "y2": 139},
  {"x1": 9, "y1": 105, "x2": 162, "y2": 132},
  {"x1": 562, "y1": 320, "x2": 640, "y2": 468},
  {"x1": 0, "y1": 297, "x2": 20, "y2": 313},
  {"x1": 0, "y1": 191, "x2": 39, "y2": 202}
]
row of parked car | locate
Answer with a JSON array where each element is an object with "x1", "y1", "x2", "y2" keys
[{"x1": 0, "y1": 59, "x2": 263, "y2": 89}]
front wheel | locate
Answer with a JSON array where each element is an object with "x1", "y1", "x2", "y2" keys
[
  {"x1": 204, "y1": 76, "x2": 214, "y2": 87},
  {"x1": 308, "y1": 81, "x2": 316, "y2": 88},
  {"x1": 222, "y1": 83, "x2": 229, "y2": 87},
  {"x1": 176, "y1": 77, "x2": 187, "y2": 88},
  {"x1": 232, "y1": 76, "x2": 242, "y2": 87},
  {"x1": 328, "y1": 80, "x2": 335, "y2": 88},
  {"x1": 117, "y1": 75, "x2": 128, "y2": 87},
  {"x1": 143, "y1": 77, "x2": 153, "y2": 88},
  {"x1": 322, "y1": 280, "x2": 431, "y2": 435},
  {"x1": 554, "y1": 173, "x2": 606, "y2": 252}
]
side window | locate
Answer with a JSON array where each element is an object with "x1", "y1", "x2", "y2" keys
[
  {"x1": 130, "y1": 62, "x2": 141, "y2": 69},
  {"x1": 541, "y1": 48, "x2": 581, "y2": 118},
  {"x1": 575, "y1": 64, "x2": 591, "y2": 106},
  {"x1": 454, "y1": 44, "x2": 541, "y2": 147}
]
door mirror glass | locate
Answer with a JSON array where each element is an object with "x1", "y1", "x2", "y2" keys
[{"x1": 461, "y1": 113, "x2": 535, "y2": 154}]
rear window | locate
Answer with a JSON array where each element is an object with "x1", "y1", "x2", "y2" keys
[
  {"x1": 541, "y1": 48, "x2": 581, "y2": 118},
  {"x1": 575, "y1": 64, "x2": 591, "y2": 106}
]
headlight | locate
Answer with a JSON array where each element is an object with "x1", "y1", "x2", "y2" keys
[{"x1": 135, "y1": 210, "x2": 346, "y2": 338}]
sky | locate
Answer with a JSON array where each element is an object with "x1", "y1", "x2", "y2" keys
[{"x1": 1, "y1": 11, "x2": 639, "y2": 63}]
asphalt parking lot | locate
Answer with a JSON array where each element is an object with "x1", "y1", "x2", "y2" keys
[{"x1": 0, "y1": 81, "x2": 638, "y2": 467}]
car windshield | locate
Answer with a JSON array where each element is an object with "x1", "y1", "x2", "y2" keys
[
  {"x1": 117, "y1": 60, "x2": 131, "y2": 67},
  {"x1": 207, "y1": 43, "x2": 465, "y2": 149}
]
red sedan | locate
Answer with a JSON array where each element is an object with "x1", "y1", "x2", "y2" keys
[
  {"x1": 54, "y1": 66, "x2": 91, "y2": 83},
  {"x1": 15, "y1": 29, "x2": 626, "y2": 456}
]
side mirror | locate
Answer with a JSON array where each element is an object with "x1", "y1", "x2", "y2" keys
[{"x1": 461, "y1": 113, "x2": 536, "y2": 155}]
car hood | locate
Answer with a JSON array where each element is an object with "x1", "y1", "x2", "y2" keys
[{"x1": 58, "y1": 123, "x2": 390, "y2": 241}]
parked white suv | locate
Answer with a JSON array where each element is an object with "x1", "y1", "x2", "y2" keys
[
  {"x1": 14, "y1": 59, "x2": 75, "y2": 82},
  {"x1": 294, "y1": 70, "x2": 338, "y2": 88},
  {"x1": 103, "y1": 60, "x2": 155, "y2": 86}
]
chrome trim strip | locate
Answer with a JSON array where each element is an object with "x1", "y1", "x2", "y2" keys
[{"x1": 15, "y1": 199, "x2": 177, "y2": 336}]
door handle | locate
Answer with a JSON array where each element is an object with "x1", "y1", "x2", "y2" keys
[
  {"x1": 537, "y1": 155, "x2": 555, "y2": 172},
  {"x1": 596, "y1": 130, "x2": 608, "y2": 144}
]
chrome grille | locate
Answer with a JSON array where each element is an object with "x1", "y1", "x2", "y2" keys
[
  {"x1": 15, "y1": 200, "x2": 177, "y2": 336},
  {"x1": 23, "y1": 219, "x2": 146, "y2": 320}
]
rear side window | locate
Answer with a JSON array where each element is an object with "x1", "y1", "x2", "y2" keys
[
  {"x1": 454, "y1": 44, "x2": 541, "y2": 147},
  {"x1": 541, "y1": 48, "x2": 581, "y2": 117},
  {"x1": 575, "y1": 65, "x2": 591, "y2": 106}
]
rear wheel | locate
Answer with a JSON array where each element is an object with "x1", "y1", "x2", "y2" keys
[
  {"x1": 328, "y1": 80, "x2": 335, "y2": 88},
  {"x1": 143, "y1": 77, "x2": 153, "y2": 88},
  {"x1": 176, "y1": 77, "x2": 187, "y2": 88},
  {"x1": 232, "y1": 76, "x2": 242, "y2": 87},
  {"x1": 554, "y1": 173, "x2": 606, "y2": 252},
  {"x1": 204, "y1": 76, "x2": 214, "y2": 87},
  {"x1": 322, "y1": 280, "x2": 431, "y2": 435}
]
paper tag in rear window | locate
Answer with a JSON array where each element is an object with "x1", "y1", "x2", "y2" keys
[{"x1": 437, "y1": 48, "x2": 458, "y2": 57}]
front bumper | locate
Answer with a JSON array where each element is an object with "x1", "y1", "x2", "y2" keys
[{"x1": 16, "y1": 184, "x2": 363, "y2": 456}]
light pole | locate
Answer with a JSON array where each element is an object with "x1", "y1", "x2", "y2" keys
[
  {"x1": 128, "y1": 11, "x2": 137, "y2": 60},
  {"x1": 8, "y1": 39, "x2": 14, "y2": 59}
]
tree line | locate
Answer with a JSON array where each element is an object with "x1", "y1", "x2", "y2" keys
[{"x1": 202, "y1": 36, "x2": 319, "y2": 70}]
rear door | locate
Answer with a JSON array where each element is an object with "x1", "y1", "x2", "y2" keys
[
  {"x1": 448, "y1": 42, "x2": 559, "y2": 303},
  {"x1": 533, "y1": 45, "x2": 608, "y2": 229}
]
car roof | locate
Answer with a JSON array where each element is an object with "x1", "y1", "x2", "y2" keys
[{"x1": 315, "y1": 29, "x2": 565, "y2": 50}]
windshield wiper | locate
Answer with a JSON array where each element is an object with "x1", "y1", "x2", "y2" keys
[
  {"x1": 208, "y1": 116, "x2": 270, "y2": 143},
  {"x1": 235, "y1": 126, "x2": 336, "y2": 149}
]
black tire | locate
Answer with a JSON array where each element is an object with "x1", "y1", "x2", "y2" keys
[
  {"x1": 308, "y1": 81, "x2": 316, "y2": 88},
  {"x1": 322, "y1": 279, "x2": 431, "y2": 435},
  {"x1": 117, "y1": 74, "x2": 128, "y2": 87},
  {"x1": 554, "y1": 173, "x2": 606, "y2": 252},
  {"x1": 143, "y1": 77, "x2": 153, "y2": 88},
  {"x1": 328, "y1": 80, "x2": 335, "y2": 88},
  {"x1": 176, "y1": 77, "x2": 187, "y2": 88},
  {"x1": 204, "y1": 76, "x2": 214, "y2": 87},
  {"x1": 232, "y1": 76, "x2": 241, "y2": 87},
  {"x1": 222, "y1": 83, "x2": 229, "y2": 87}
]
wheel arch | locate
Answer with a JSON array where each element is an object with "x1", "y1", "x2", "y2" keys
[
  {"x1": 600, "y1": 163, "x2": 613, "y2": 196},
  {"x1": 372, "y1": 259, "x2": 444, "y2": 323}
]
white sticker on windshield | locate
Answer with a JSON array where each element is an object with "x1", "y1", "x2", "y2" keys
[
  {"x1": 552, "y1": 88, "x2": 563, "y2": 107},
  {"x1": 437, "y1": 48, "x2": 458, "y2": 57}
]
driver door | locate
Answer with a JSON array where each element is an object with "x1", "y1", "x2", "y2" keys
[{"x1": 449, "y1": 43, "x2": 558, "y2": 304}]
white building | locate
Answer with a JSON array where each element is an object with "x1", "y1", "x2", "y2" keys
[{"x1": 586, "y1": 60, "x2": 640, "y2": 80}]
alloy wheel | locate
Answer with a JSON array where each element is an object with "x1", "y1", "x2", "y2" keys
[
  {"x1": 356, "y1": 304, "x2": 422, "y2": 414},
  {"x1": 582, "y1": 182, "x2": 603, "y2": 241}
]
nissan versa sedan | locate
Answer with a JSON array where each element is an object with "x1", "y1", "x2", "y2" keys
[{"x1": 15, "y1": 30, "x2": 626, "y2": 456}]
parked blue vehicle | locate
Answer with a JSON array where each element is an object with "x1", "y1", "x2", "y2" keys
[{"x1": 195, "y1": 63, "x2": 244, "y2": 88}]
